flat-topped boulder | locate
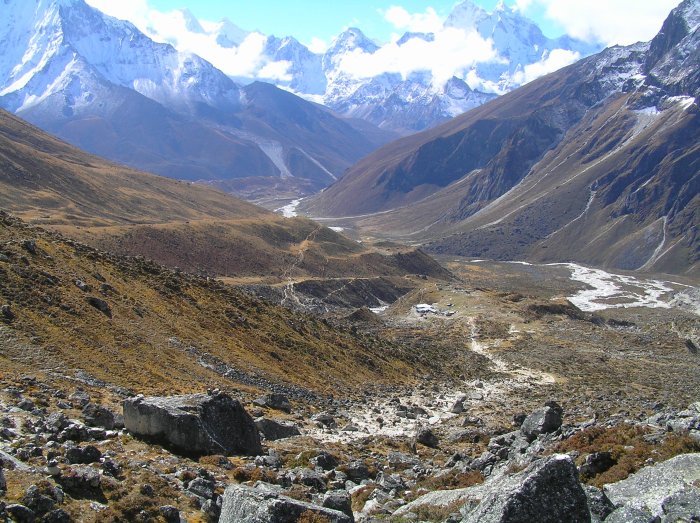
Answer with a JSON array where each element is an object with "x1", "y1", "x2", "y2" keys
[
  {"x1": 123, "y1": 392, "x2": 262, "y2": 457},
  {"x1": 219, "y1": 484, "x2": 352, "y2": 523}
]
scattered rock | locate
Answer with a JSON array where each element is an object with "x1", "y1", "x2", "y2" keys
[
  {"x1": 65, "y1": 445, "x2": 102, "y2": 465},
  {"x1": 604, "y1": 506, "x2": 655, "y2": 523},
  {"x1": 82, "y1": 403, "x2": 116, "y2": 430},
  {"x1": 0, "y1": 465, "x2": 5, "y2": 493},
  {"x1": 159, "y1": 505, "x2": 181, "y2": 523},
  {"x1": 414, "y1": 427, "x2": 439, "y2": 448},
  {"x1": 311, "y1": 451, "x2": 340, "y2": 471},
  {"x1": 323, "y1": 490, "x2": 354, "y2": 521},
  {"x1": 218, "y1": 484, "x2": 352, "y2": 523},
  {"x1": 1, "y1": 304, "x2": 15, "y2": 322},
  {"x1": 604, "y1": 453, "x2": 700, "y2": 517},
  {"x1": 253, "y1": 393, "x2": 292, "y2": 413},
  {"x1": 5, "y1": 504, "x2": 35, "y2": 523},
  {"x1": 462, "y1": 455, "x2": 590, "y2": 523},
  {"x1": 255, "y1": 418, "x2": 301, "y2": 441},
  {"x1": 520, "y1": 402, "x2": 563, "y2": 442},
  {"x1": 660, "y1": 487, "x2": 700, "y2": 522},
  {"x1": 123, "y1": 392, "x2": 262, "y2": 457},
  {"x1": 86, "y1": 297, "x2": 112, "y2": 318}
]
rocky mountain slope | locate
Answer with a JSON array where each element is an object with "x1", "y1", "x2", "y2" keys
[
  {"x1": 0, "y1": 214, "x2": 698, "y2": 521},
  {"x1": 0, "y1": 0, "x2": 393, "y2": 199},
  {"x1": 304, "y1": 0, "x2": 700, "y2": 277}
]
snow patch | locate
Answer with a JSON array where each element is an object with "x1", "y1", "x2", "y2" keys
[
  {"x1": 275, "y1": 199, "x2": 301, "y2": 218},
  {"x1": 552, "y1": 263, "x2": 683, "y2": 312}
]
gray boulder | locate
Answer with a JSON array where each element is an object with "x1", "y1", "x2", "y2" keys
[
  {"x1": 0, "y1": 465, "x2": 5, "y2": 493},
  {"x1": 123, "y1": 392, "x2": 261, "y2": 457},
  {"x1": 583, "y1": 485, "x2": 615, "y2": 523},
  {"x1": 660, "y1": 487, "x2": 700, "y2": 522},
  {"x1": 253, "y1": 393, "x2": 292, "y2": 413},
  {"x1": 415, "y1": 427, "x2": 439, "y2": 448},
  {"x1": 219, "y1": 484, "x2": 353, "y2": 523},
  {"x1": 82, "y1": 403, "x2": 116, "y2": 430},
  {"x1": 323, "y1": 490, "x2": 354, "y2": 521},
  {"x1": 462, "y1": 454, "x2": 590, "y2": 523},
  {"x1": 604, "y1": 454, "x2": 700, "y2": 517},
  {"x1": 604, "y1": 506, "x2": 656, "y2": 523},
  {"x1": 520, "y1": 402, "x2": 563, "y2": 442},
  {"x1": 255, "y1": 418, "x2": 301, "y2": 441}
]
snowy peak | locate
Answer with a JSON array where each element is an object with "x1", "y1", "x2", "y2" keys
[
  {"x1": 445, "y1": 0, "x2": 489, "y2": 30},
  {"x1": 0, "y1": 0, "x2": 241, "y2": 114},
  {"x1": 177, "y1": 8, "x2": 206, "y2": 34},
  {"x1": 327, "y1": 27, "x2": 378, "y2": 56}
]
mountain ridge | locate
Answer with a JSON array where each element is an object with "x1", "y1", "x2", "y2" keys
[
  {"x1": 303, "y1": 0, "x2": 700, "y2": 277},
  {"x1": 0, "y1": 0, "x2": 394, "y2": 200}
]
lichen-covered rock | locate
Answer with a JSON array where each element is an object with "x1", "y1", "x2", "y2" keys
[
  {"x1": 462, "y1": 454, "x2": 590, "y2": 523},
  {"x1": 218, "y1": 484, "x2": 352, "y2": 523},
  {"x1": 604, "y1": 453, "x2": 700, "y2": 518},
  {"x1": 123, "y1": 392, "x2": 262, "y2": 457}
]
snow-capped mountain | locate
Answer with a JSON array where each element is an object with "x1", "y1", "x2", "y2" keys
[
  {"x1": 0, "y1": 0, "x2": 393, "y2": 199},
  {"x1": 316, "y1": 2, "x2": 601, "y2": 132},
  {"x1": 0, "y1": 0, "x2": 240, "y2": 114},
  {"x1": 123, "y1": 0, "x2": 602, "y2": 134}
]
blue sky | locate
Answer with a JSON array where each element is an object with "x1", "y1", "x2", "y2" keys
[{"x1": 145, "y1": 1, "x2": 559, "y2": 43}]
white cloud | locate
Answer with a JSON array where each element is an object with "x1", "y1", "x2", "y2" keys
[
  {"x1": 382, "y1": 6, "x2": 444, "y2": 34},
  {"x1": 338, "y1": 27, "x2": 501, "y2": 86},
  {"x1": 519, "y1": 0, "x2": 680, "y2": 46},
  {"x1": 86, "y1": 0, "x2": 292, "y2": 79},
  {"x1": 511, "y1": 48, "x2": 581, "y2": 85},
  {"x1": 307, "y1": 37, "x2": 329, "y2": 54}
]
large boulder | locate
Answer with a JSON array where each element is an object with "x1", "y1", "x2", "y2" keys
[
  {"x1": 219, "y1": 484, "x2": 353, "y2": 523},
  {"x1": 123, "y1": 392, "x2": 261, "y2": 457},
  {"x1": 520, "y1": 402, "x2": 563, "y2": 442},
  {"x1": 462, "y1": 454, "x2": 590, "y2": 523},
  {"x1": 603, "y1": 453, "x2": 700, "y2": 518}
]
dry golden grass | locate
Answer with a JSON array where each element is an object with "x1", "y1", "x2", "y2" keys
[
  {"x1": 553, "y1": 424, "x2": 700, "y2": 488},
  {"x1": 0, "y1": 212, "x2": 425, "y2": 397}
]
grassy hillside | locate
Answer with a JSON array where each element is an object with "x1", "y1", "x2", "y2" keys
[{"x1": 0, "y1": 212, "x2": 424, "y2": 396}]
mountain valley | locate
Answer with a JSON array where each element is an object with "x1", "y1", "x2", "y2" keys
[
  {"x1": 0, "y1": 0, "x2": 698, "y2": 522},
  {"x1": 303, "y1": 0, "x2": 700, "y2": 278}
]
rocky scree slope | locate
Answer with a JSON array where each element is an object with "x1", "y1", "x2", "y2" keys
[{"x1": 305, "y1": 0, "x2": 700, "y2": 277}]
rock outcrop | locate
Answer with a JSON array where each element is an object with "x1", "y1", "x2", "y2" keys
[
  {"x1": 218, "y1": 484, "x2": 353, "y2": 523},
  {"x1": 604, "y1": 453, "x2": 700, "y2": 518},
  {"x1": 462, "y1": 454, "x2": 590, "y2": 523},
  {"x1": 123, "y1": 392, "x2": 262, "y2": 457}
]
